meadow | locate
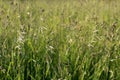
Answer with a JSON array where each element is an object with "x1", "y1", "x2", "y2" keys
[{"x1": 0, "y1": 0, "x2": 120, "y2": 80}]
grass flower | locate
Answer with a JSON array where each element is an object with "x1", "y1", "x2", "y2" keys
[{"x1": 68, "y1": 38, "x2": 73, "y2": 44}]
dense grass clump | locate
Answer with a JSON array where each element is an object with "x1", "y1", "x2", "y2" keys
[{"x1": 0, "y1": 0, "x2": 120, "y2": 80}]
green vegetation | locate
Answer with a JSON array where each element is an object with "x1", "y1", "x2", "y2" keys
[{"x1": 0, "y1": 0, "x2": 120, "y2": 80}]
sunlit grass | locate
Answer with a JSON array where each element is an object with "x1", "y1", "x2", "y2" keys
[{"x1": 0, "y1": 0, "x2": 120, "y2": 80}]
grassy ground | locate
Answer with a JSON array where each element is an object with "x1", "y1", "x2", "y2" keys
[{"x1": 0, "y1": 0, "x2": 120, "y2": 80}]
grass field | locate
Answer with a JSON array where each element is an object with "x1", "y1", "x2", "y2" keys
[{"x1": 0, "y1": 0, "x2": 120, "y2": 80}]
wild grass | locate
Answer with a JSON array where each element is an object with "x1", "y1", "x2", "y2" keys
[{"x1": 0, "y1": 0, "x2": 120, "y2": 80}]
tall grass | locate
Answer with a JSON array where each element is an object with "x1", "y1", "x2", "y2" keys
[{"x1": 0, "y1": 0, "x2": 120, "y2": 80}]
